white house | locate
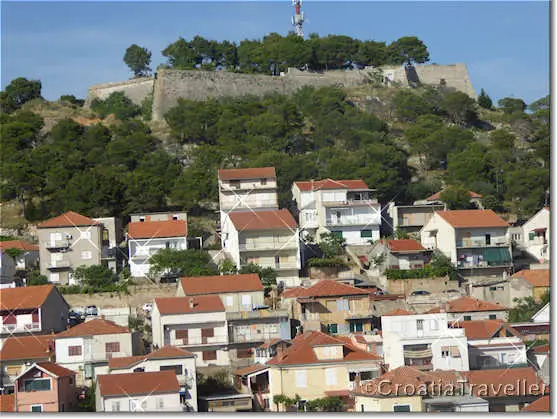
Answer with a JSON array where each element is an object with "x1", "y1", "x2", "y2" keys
[
  {"x1": 521, "y1": 207, "x2": 550, "y2": 263},
  {"x1": 532, "y1": 302, "x2": 550, "y2": 323},
  {"x1": 420, "y1": 210, "x2": 512, "y2": 278},
  {"x1": 127, "y1": 214, "x2": 187, "y2": 278},
  {"x1": 381, "y1": 310, "x2": 470, "y2": 371},
  {"x1": 151, "y1": 295, "x2": 229, "y2": 367},
  {"x1": 221, "y1": 209, "x2": 301, "y2": 288},
  {"x1": 108, "y1": 345, "x2": 198, "y2": 411},
  {"x1": 54, "y1": 318, "x2": 140, "y2": 385},
  {"x1": 96, "y1": 370, "x2": 182, "y2": 412},
  {"x1": 0, "y1": 240, "x2": 39, "y2": 287},
  {"x1": 292, "y1": 179, "x2": 381, "y2": 245}
]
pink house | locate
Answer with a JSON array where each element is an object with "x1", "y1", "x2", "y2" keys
[{"x1": 15, "y1": 362, "x2": 77, "y2": 412}]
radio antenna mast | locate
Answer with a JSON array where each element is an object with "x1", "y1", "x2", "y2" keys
[{"x1": 291, "y1": 0, "x2": 305, "y2": 38}]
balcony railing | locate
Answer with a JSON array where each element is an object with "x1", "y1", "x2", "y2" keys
[
  {"x1": 403, "y1": 348, "x2": 433, "y2": 358},
  {"x1": 457, "y1": 261, "x2": 512, "y2": 269},
  {"x1": 173, "y1": 336, "x2": 228, "y2": 346},
  {"x1": 326, "y1": 215, "x2": 380, "y2": 227},
  {"x1": 220, "y1": 183, "x2": 277, "y2": 192},
  {"x1": 323, "y1": 199, "x2": 379, "y2": 207},
  {"x1": 226, "y1": 309, "x2": 289, "y2": 321},
  {"x1": 1, "y1": 322, "x2": 41, "y2": 334},
  {"x1": 230, "y1": 333, "x2": 278, "y2": 344},
  {"x1": 47, "y1": 260, "x2": 71, "y2": 270},
  {"x1": 46, "y1": 241, "x2": 70, "y2": 250},
  {"x1": 456, "y1": 239, "x2": 509, "y2": 248},
  {"x1": 239, "y1": 241, "x2": 297, "y2": 251}
]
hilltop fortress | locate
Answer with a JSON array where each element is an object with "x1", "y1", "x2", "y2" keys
[{"x1": 86, "y1": 63, "x2": 476, "y2": 121}]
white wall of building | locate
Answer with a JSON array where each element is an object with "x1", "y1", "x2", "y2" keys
[
  {"x1": 99, "y1": 392, "x2": 181, "y2": 412},
  {"x1": 128, "y1": 237, "x2": 187, "y2": 277},
  {"x1": 522, "y1": 208, "x2": 550, "y2": 262}
]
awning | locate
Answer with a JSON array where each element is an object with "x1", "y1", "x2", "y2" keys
[
  {"x1": 483, "y1": 248, "x2": 511, "y2": 265},
  {"x1": 534, "y1": 228, "x2": 547, "y2": 233}
]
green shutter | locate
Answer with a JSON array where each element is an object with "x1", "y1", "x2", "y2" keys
[
  {"x1": 360, "y1": 230, "x2": 373, "y2": 238},
  {"x1": 529, "y1": 232, "x2": 535, "y2": 241},
  {"x1": 394, "y1": 405, "x2": 411, "y2": 412},
  {"x1": 331, "y1": 231, "x2": 343, "y2": 238},
  {"x1": 328, "y1": 323, "x2": 338, "y2": 334}
]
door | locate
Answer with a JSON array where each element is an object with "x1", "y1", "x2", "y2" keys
[{"x1": 130, "y1": 399, "x2": 141, "y2": 412}]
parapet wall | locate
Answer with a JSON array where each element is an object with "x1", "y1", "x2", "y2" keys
[{"x1": 85, "y1": 76, "x2": 155, "y2": 107}]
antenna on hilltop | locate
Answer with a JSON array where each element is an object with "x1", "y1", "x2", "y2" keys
[{"x1": 291, "y1": 0, "x2": 305, "y2": 38}]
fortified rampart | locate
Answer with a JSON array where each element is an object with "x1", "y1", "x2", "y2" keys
[{"x1": 86, "y1": 63, "x2": 476, "y2": 121}]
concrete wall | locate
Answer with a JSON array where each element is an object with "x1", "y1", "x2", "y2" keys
[{"x1": 386, "y1": 277, "x2": 460, "y2": 296}]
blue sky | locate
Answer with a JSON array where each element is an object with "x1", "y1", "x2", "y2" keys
[{"x1": 1, "y1": 1, "x2": 550, "y2": 103}]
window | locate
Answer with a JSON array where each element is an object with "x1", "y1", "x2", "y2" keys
[
  {"x1": 485, "y1": 234, "x2": 491, "y2": 245},
  {"x1": 81, "y1": 231, "x2": 91, "y2": 240},
  {"x1": 176, "y1": 329, "x2": 189, "y2": 341},
  {"x1": 112, "y1": 401, "x2": 120, "y2": 412},
  {"x1": 237, "y1": 348, "x2": 252, "y2": 359},
  {"x1": 464, "y1": 316, "x2": 472, "y2": 321},
  {"x1": 50, "y1": 232, "x2": 62, "y2": 242},
  {"x1": 230, "y1": 180, "x2": 240, "y2": 189},
  {"x1": 264, "y1": 399, "x2": 270, "y2": 409},
  {"x1": 241, "y1": 295, "x2": 252, "y2": 307},
  {"x1": 130, "y1": 399, "x2": 141, "y2": 412},
  {"x1": 261, "y1": 178, "x2": 267, "y2": 185},
  {"x1": 160, "y1": 365, "x2": 183, "y2": 375},
  {"x1": 31, "y1": 405, "x2": 43, "y2": 412},
  {"x1": 105, "y1": 342, "x2": 120, "y2": 354},
  {"x1": 157, "y1": 398, "x2": 164, "y2": 409},
  {"x1": 139, "y1": 217, "x2": 145, "y2": 222},
  {"x1": 50, "y1": 272, "x2": 60, "y2": 283},
  {"x1": 327, "y1": 324, "x2": 338, "y2": 334},
  {"x1": 441, "y1": 349, "x2": 450, "y2": 358},
  {"x1": 68, "y1": 346, "x2": 82, "y2": 356},
  {"x1": 489, "y1": 314, "x2": 497, "y2": 320},
  {"x1": 350, "y1": 320, "x2": 364, "y2": 333},
  {"x1": 416, "y1": 319, "x2": 424, "y2": 330},
  {"x1": 225, "y1": 296, "x2": 233, "y2": 307},
  {"x1": 336, "y1": 299, "x2": 349, "y2": 312},
  {"x1": 84, "y1": 364, "x2": 93, "y2": 379},
  {"x1": 202, "y1": 328, "x2": 214, "y2": 338},
  {"x1": 133, "y1": 367, "x2": 145, "y2": 373},
  {"x1": 325, "y1": 368, "x2": 337, "y2": 386},
  {"x1": 24, "y1": 379, "x2": 51, "y2": 392},
  {"x1": 81, "y1": 251, "x2": 92, "y2": 260},
  {"x1": 203, "y1": 350, "x2": 217, "y2": 361},
  {"x1": 172, "y1": 215, "x2": 179, "y2": 220},
  {"x1": 295, "y1": 370, "x2": 307, "y2": 388},
  {"x1": 394, "y1": 404, "x2": 411, "y2": 412},
  {"x1": 361, "y1": 230, "x2": 373, "y2": 238},
  {"x1": 361, "y1": 405, "x2": 365, "y2": 412}
]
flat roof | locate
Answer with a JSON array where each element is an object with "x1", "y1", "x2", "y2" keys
[{"x1": 199, "y1": 394, "x2": 253, "y2": 401}]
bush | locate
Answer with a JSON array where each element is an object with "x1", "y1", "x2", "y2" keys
[
  {"x1": 307, "y1": 258, "x2": 348, "y2": 268},
  {"x1": 90, "y1": 91, "x2": 140, "y2": 120}
]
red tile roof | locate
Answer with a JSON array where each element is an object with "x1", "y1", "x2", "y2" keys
[
  {"x1": 521, "y1": 395, "x2": 550, "y2": 412},
  {"x1": 0, "y1": 240, "x2": 39, "y2": 251},
  {"x1": 128, "y1": 220, "x2": 187, "y2": 239},
  {"x1": 452, "y1": 319, "x2": 519, "y2": 340},
  {"x1": 463, "y1": 368, "x2": 547, "y2": 398},
  {"x1": 97, "y1": 371, "x2": 179, "y2": 397},
  {"x1": 427, "y1": 296, "x2": 507, "y2": 314},
  {"x1": 355, "y1": 366, "x2": 460, "y2": 397},
  {"x1": 56, "y1": 318, "x2": 129, "y2": 338},
  {"x1": 436, "y1": 210, "x2": 509, "y2": 228},
  {"x1": 0, "y1": 334, "x2": 55, "y2": 361},
  {"x1": 387, "y1": 239, "x2": 425, "y2": 252},
  {"x1": 295, "y1": 280, "x2": 370, "y2": 299},
  {"x1": 109, "y1": 346, "x2": 194, "y2": 369},
  {"x1": 154, "y1": 295, "x2": 225, "y2": 315},
  {"x1": 426, "y1": 190, "x2": 483, "y2": 201},
  {"x1": 0, "y1": 394, "x2": 15, "y2": 412},
  {"x1": 295, "y1": 179, "x2": 369, "y2": 191},
  {"x1": 218, "y1": 167, "x2": 276, "y2": 180},
  {"x1": 281, "y1": 287, "x2": 306, "y2": 299},
  {"x1": 0, "y1": 285, "x2": 56, "y2": 310},
  {"x1": 383, "y1": 309, "x2": 414, "y2": 316},
  {"x1": 532, "y1": 344, "x2": 550, "y2": 354},
  {"x1": 179, "y1": 273, "x2": 263, "y2": 295},
  {"x1": 234, "y1": 363, "x2": 268, "y2": 377},
  {"x1": 228, "y1": 209, "x2": 297, "y2": 231},
  {"x1": 267, "y1": 330, "x2": 381, "y2": 366},
  {"x1": 36, "y1": 362, "x2": 76, "y2": 378},
  {"x1": 38, "y1": 211, "x2": 99, "y2": 228},
  {"x1": 512, "y1": 269, "x2": 550, "y2": 288}
]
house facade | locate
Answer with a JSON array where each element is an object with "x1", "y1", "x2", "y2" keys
[
  {"x1": 420, "y1": 210, "x2": 512, "y2": 278},
  {"x1": 292, "y1": 179, "x2": 381, "y2": 245},
  {"x1": 151, "y1": 295, "x2": 229, "y2": 367},
  {"x1": 509, "y1": 269, "x2": 550, "y2": 303},
  {"x1": 381, "y1": 311, "x2": 470, "y2": 372},
  {"x1": 368, "y1": 239, "x2": 430, "y2": 271},
  {"x1": 222, "y1": 209, "x2": 301, "y2": 288},
  {"x1": 0, "y1": 285, "x2": 69, "y2": 337},
  {"x1": 427, "y1": 296, "x2": 508, "y2": 321},
  {"x1": 96, "y1": 370, "x2": 182, "y2": 412},
  {"x1": 520, "y1": 207, "x2": 550, "y2": 262},
  {"x1": 0, "y1": 240, "x2": 39, "y2": 287},
  {"x1": 127, "y1": 213, "x2": 188, "y2": 278}
]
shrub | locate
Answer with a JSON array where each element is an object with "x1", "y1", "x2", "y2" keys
[{"x1": 308, "y1": 258, "x2": 348, "y2": 268}]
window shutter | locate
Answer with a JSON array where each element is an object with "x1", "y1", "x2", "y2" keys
[
  {"x1": 295, "y1": 370, "x2": 307, "y2": 387},
  {"x1": 325, "y1": 368, "x2": 337, "y2": 386}
]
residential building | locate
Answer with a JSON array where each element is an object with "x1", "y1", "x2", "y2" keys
[
  {"x1": 414, "y1": 189, "x2": 484, "y2": 208},
  {"x1": 292, "y1": 179, "x2": 381, "y2": 245},
  {"x1": 509, "y1": 269, "x2": 550, "y2": 303},
  {"x1": 198, "y1": 393, "x2": 254, "y2": 412},
  {"x1": 37, "y1": 211, "x2": 118, "y2": 285},
  {"x1": 127, "y1": 213, "x2": 188, "y2": 278},
  {"x1": 381, "y1": 310, "x2": 469, "y2": 371},
  {"x1": 368, "y1": 239, "x2": 430, "y2": 271},
  {"x1": 386, "y1": 202, "x2": 446, "y2": 238},
  {"x1": 427, "y1": 296, "x2": 508, "y2": 321},
  {"x1": 221, "y1": 209, "x2": 301, "y2": 288},
  {"x1": 254, "y1": 339, "x2": 292, "y2": 364},
  {"x1": 0, "y1": 240, "x2": 39, "y2": 288},
  {"x1": 54, "y1": 318, "x2": 141, "y2": 385},
  {"x1": 0, "y1": 334, "x2": 56, "y2": 391},
  {"x1": 92, "y1": 216, "x2": 123, "y2": 273},
  {"x1": 420, "y1": 210, "x2": 512, "y2": 278},
  {"x1": 107, "y1": 346, "x2": 198, "y2": 411},
  {"x1": 14, "y1": 362, "x2": 77, "y2": 412},
  {"x1": 462, "y1": 367, "x2": 548, "y2": 412},
  {"x1": 151, "y1": 295, "x2": 229, "y2": 367},
  {"x1": 234, "y1": 363, "x2": 273, "y2": 411},
  {"x1": 0, "y1": 285, "x2": 69, "y2": 337},
  {"x1": 266, "y1": 331, "x2": 383, "y2": 411},
  {"x1": 520, "y1": 207, "x2": 550, "y2": 262},
  {"x1": 521, "y1": 395, "x2": 550, "y2": 412},
  {"x1": 451, "y1": 320, "x2": 527, "y2": 369},
  {"x1": 96, "y1": 370, "x2": 182, "y2": 412}
]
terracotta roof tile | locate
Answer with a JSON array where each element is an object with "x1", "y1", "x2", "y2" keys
[
  {"x1": 295, "y1": 280, "x2": 370, "y2": 299},
  {"x1": 218, "y1": 167, "x2": 276, "y2": 181},
  {"x1": 258, "y1": 338, "x2": 288, "y2": 350},
  {"x1": 522, "y1": 395, "x2": 550, "y2": 412},
  {"x1": 532, "y1": 344, "x2": 550, "y2": 354},
  {"x1": 154, "y1": 295, "x2": 225, "y2": 315},
  {"x1": 295, "y1": 179, "x2": 369, "y2": 191},
  {"x1": 436, "y1": 210, "x2": 509, "y2": 228},
  {"x1": 38, "y1": 211, "x2": 99, "y2": 228},
  {"x1": 451, "y1": 319, "x2": 519, "y2": 340},
  {"x1": 387, "y1": 239, "x2": 425, "y2": 252},
  {"x1": 355, "y1": 366, "x2": 460, "y2": 397},
  {"x1": 0, "y1": 394, "x2": 15, "y2": 412},
  {"x1": 229, "y1": 209, "x2": 297, "y2": 231},
  {"x1": 426, "y1": 190, "x2": 483, "y2": 201},
  {"x1": 179, "y1": 274, "x2": 263, "y2": 295},
  {"x1": 0, "y1": 333, "x2": 55, "y2": 361},
  {"x1": 0, "y1": 240, "x2": 39, "y2": 251},
  {"x1": 267, "y1": 330, "x2": 381, "y2": 366},
  {"x1": 463, "y1": 367, "x2": 547, "y2": 397},
  {"x1": 109, "y1": 346, "x2": 194, "y2": 370},
  {"x1": 128, "y1": 220, "x2": 187, "y2": 239},
  {"x1": 108, "y1": 355, "x2": 144, "y2": 370},
  {"x1": 36, "y1": 362, "x2": 76, "y2": 378},
  {"x1": 427, "y1": 296, "x2": 507, "y2": 314},
  {"x1": 56, "y1": 318, "x2": 129, "y2": 338},
  {"x1": 0, "y1": 285, "x2": 56, "y2": 310},
  {"x1": 383, "y1": 309, "x2": 414, "y2": 316},
  {"x1": 234, "y1": 363, "x2": 268, "y2": 377},
  {"x1": 281, "y1": 287, "x2": 306, "y2": 299},
  {"x1": 97, "y1": 371, "x2": 179, "y2": 397},
  {"x1": 512, "y1": 269, "x2": 550, "y2": 288}
]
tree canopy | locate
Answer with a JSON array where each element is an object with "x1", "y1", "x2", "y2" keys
[{"x1": 123, "y1": 44, "x2": 152, "y2": 78}]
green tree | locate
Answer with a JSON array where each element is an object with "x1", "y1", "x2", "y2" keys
[
  {"x1": 90, "y1": 91, "x2": 140, "y2": 120},
  {"x1": 441, "y1": 91, "x2": 478, "y2": 126},
  {"x1": 148, "y1": 249, "x2": 217, "y2": 280},
  {"x1": 508, "y1": 292, "x2": 549, "y2": 323},
  {"x1": 392, "y1": 90, "x2": 432, "y2": 122},
  {"x1": 318, "y1": 232, "x2": 346, "y2": 258},
  {"x1": 1, "y1": 77, "x2": 42, "y2": 113},
  {"x1": 59, "y1": 95, "x2": 85, "y2": 107},
  {"x1": 387, "y1": 36, "x2": 430, "y2": 65},
  {"x1": 498, "y1": 97, "x2": 527, "y2": 114},
  {"x1": 477, "y1": 88, "x2": 493, "y2": 109},
  {"x1": 218, "y1": 259, "x2": 238, "y2": 275},
  {"x1": 239, "y1": 263, "x2": 277, "y2": 291},
  {"x1": 123, "y1": 44, "x2": 152, "y2": 77},
  {"x1": 439, "y1": 186, "x2": 476, "y2": 210},
  {"x1": 73, "y1": 265, "x2": 119, "y2": 289},
  {"x1": 77, "y1": 383, "x2": 96, "y2": 412},
  {"x1": 25, "y1": 269, "x2": 49, "y2": 286}
]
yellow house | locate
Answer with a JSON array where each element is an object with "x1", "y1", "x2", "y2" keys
[
  {"x1": 510, "y1": 269, "x2": 550, "y2": 303},
  {"x1": 266, "y1": 330, "x2": 382, "y2": 411}
]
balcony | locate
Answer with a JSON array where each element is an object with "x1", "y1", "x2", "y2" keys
[
  {"x1": 325, "y1": 214, "x2": 380, "y2": 227},
  {"x1": 46, "y1": 240, "x2": 71, "y2": 251},
  {"x1": 47, "y1": 260, "x2": 71, "y2": 270},
  {"x1": 226, "y1": 309, "x2": 289, "y2": 321},
  {"x1": 456, "y1": 238, "x2": 509, "y2": 248},
  {"x1": 220, "y1": 183, "x2": 277, "y2": 192},
  {"x1": 403, "y1": 348, "x2": 433, "y2": 358},
  {"x1": 404, "y1": 360, "x2": 433, "y2": 371},
  {"x1": 239, "y1": 240, "x2": 297, "y2": 251},
  {"x1": 173, "y1": 336, "x2": 228, "y2": 347},
  {"x1": 322, "y1": 199, "x2": 378, "y2": 208},
  {"x1": 101, "y1": 247, "x2": 117, "y2": 260},
  {"x1": 229, "y1": 333, "x2": 279, "y2": 344},
  {"x1": 1, "y1": 322, "x2": 41, "y2": 334}
]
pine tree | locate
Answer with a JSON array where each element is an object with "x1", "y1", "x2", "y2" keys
[{"x1": 477, "y1": 88, "x2": 493, "y2": 109}]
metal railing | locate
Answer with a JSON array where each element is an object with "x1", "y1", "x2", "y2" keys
[
  {"x1": 326, "y1": 215, "x2": 381, "y2": 227},
  {"x1": 239, "y1": 241, "x2": 297, "y2": 251},
  {"x1": 1, "y1": 322, "x2": 41, "y2": 334},
  {"x1": 173, "y1": 336, "x2": 228, "y2": 346},
  {"x1": 456, "y1": 239, "x2": 509, "y2": 248},
  {"x1": 226, "y1": 309, "x2": 289, "y2": 321}
]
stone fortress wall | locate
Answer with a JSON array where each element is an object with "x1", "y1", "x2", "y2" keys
[{"x1": 86, "y1": 63, "x2": 476, "y2": 121}]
